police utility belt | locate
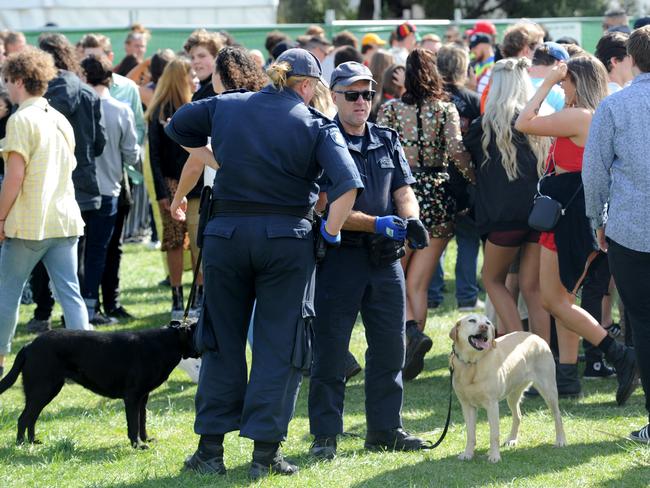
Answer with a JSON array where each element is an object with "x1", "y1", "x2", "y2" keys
[
  {"x1": 205, "y1": 198, "x2": 330, "y2": 262},
  {"x1": 209, "y1": 200, "x2": 314, "y2": 221},
  {"x1": 340, "y1": 231, "x2": 405, "y2": 267}
]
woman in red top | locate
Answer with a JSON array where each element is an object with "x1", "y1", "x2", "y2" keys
[{"x1": 515, "y1": 57, "x2": 638, "y2": 404}]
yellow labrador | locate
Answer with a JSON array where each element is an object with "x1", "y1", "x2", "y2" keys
[{"x1": 449, "y1": 314, "x2": 566, "y2": 463}]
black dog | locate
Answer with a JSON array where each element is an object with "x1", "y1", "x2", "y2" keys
[{"x1": 0, "y1": 323, "x2": 198, "y2": 448}]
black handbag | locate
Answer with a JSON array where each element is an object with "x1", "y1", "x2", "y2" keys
[
  {"x1": 528, "y1": 194, "x2": 564, "y2": 232},
  {"x1": 528, "y1": 168, "x2": 582, "y2": 232}
]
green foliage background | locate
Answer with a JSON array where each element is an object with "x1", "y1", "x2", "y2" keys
[{"x1": 278, "y1": 0, "x2": 609, "y2": 22}]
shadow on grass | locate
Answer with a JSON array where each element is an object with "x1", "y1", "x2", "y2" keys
[
  {"x1": 349, "y1": 440, "x2": 647, "y2": 487},
  {"x1": 93, "y1": 452, "x2": 323, "y2": 488},
  {"x1": 0, "y1": 438, "x2": 132, "y2": 466}
]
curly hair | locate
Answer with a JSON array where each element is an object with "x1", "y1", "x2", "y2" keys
[
  {"x1": 183, "y1": 29, "x2": 223, "y2": 57},
  {"x1": 216, "y1": 46, "x2": 268, "y2": 91},
  {"x1": 2, "y1": 47, "x2": 58, "y2": 96},
  {"x1": 38, "y1": 33, "x2": 80, "y2": 75},
  {"x1": 402, "y1": 48, "x2": 446, "y2": 105}
]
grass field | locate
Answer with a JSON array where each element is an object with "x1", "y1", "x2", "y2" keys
[{"x1": 0, "y1": 242, "x2": 648, "y2": 487}]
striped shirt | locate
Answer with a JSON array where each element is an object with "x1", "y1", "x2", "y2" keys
[{"x1": 1, "y1": 97, "x2": 84, "y2": 240}]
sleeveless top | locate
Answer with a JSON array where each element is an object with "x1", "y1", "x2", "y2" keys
[{"x1": 548, "y1": 136, "x2": 584, "y2": 173}]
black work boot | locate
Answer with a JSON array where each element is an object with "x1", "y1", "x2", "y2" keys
[
  {"x1": 365, "y1": 428, "x2": 431, "y2": 451},
  {"x1": 556, "y1": 363, "x2": 582, "y2": 398},
  {"x1": 403, "y1": 321, "x2": 433, "y2": 381},
  {"x1": 344, "y1": 351, "x2": 362, "y2": 382},
  {"x1": 184, "y1": 434, "x2": 226, "y2": 475},
  {"x1": 249, "y1": 441, "x2": 298, "y2": 480},
  {"x1": 603, "y1": 340, "x2": 639, "y2": 406},
  {"x1": 310, "y1": 436, "x2": 337, "y2": 460}
]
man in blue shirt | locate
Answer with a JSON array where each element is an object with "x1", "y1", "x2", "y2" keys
[
  {"x1": 308, "y1": 62, "x2": 431, "y2": 459},
  {"x1": 583, "y1": 25, "x2": 650, "y2": 444}
]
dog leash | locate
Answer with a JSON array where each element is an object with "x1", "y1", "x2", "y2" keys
[
  {"x1": 179, "y1": 186, "x2": 212, "y2": 326},
  {"x1": 423, "y1": 366, "x2": 454, "y2": 449},
  {"x1": 181, "y1": 246, "x2": 202, "y2": 325}
]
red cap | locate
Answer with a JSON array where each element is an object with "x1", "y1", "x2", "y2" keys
[
  {"x1": 474, "y1": 20, "x2": 497, "y2": 35},
  {"x1": 396, "y1": 22, "x2": 417, "y2": 41}
]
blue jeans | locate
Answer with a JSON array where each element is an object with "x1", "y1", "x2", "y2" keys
[
  {"x1": 428, "y1": 253, "x2": 445, "y2": 304},
  {"x1": 454, "y1": 218, "x2": 480, "y2": 304},
  {"x1": 429, "y1": 216, "x2": 480, "y2": 305},
  {"x1": 81, "y1": 196, "x2": 118, "y2": 307},
  {"x1": 0, "y1": 237, "x2": 89, "y2": 355}
]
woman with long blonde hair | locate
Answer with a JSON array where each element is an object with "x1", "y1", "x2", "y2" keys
[
  {"x1": 516, "y1": 56, "x2": 638, "y2": 401},
  {"x1": 146, "y1": 57, "x2": 197, "y2": 319},
  {"x1": 465, "y1": 58, "x2": 550, "y2": 341}
]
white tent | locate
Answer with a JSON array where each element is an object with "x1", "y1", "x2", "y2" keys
[{"x1": 0, "y1": 0, "x2": 279, "y2": 30}]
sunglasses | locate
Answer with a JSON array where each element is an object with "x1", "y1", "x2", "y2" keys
[{"x1": 333, "y1": 90, "x2": 376, "y2": 102}]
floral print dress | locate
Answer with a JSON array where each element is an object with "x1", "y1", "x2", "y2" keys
[{"x1": 377, "y1": 98, "x2": 474, "y2": 238}]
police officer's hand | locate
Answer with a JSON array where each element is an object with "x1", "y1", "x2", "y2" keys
[
  {"x1": 170, "y1": 196, "x2": 188, "y2": 222},
  {"x1": 375, "y1": 215, "x2": 407, "y2": 241},
  {"x1": 320, "y1": 219, "x2": 341, "y2": 247},
  {"x1": 406, "y1": 217, "x2": 430, "y2": 249}
]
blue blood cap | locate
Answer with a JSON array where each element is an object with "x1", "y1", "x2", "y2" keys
[
  {"x1": 544, "y1": 41, "x2": 570, "y2": 62},
  {"x1": 330, "y1": 61, "x2": 376, "y2": 88},
  {"x1": 276, "y1": 48, "x2": 328, "y2": 85}
]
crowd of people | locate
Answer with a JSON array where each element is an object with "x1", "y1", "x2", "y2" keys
[{"x1": 0, "y1": 8, "x2": 649, "y2": 477}]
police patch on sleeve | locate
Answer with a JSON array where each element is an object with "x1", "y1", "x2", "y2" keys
[{"x1": 329, "y1": 129, "x2": 348, "y2": 148}]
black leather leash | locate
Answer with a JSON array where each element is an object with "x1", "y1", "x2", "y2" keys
[
  {"x1": 181, "y1": 246, "x2": 203, "y2": 325},
  {"x1": 179, "y1": 186, "x2": 211, "y2": 326},
  {"x1": 342, "y1": 366, "x2": 454, "y2": 449},
  {"x1": 423, "y1": 366, "x2": 454, "y2": 449}
]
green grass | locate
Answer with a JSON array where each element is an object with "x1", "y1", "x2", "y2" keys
[{"x1": 0, "y1": 242, "x2": 648, "y2": 487}]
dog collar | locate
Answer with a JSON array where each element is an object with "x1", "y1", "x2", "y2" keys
[{"x1": 451, "y1": 345, "x2": 480, "y2": 366}]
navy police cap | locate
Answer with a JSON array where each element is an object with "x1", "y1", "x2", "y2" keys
[
  {"x1": 330, "y1": 61, "x2": 376, "y2": 88},
  {"x1": 276, "y1": 48, "x2": 328, "y2": 85}
]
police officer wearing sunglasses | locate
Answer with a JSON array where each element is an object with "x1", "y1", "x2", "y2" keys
[
  {"x1": 308, "y1": 62, "x2": 430, "y2": 459},
  {"x1": 164, "y1": 49, "x2": 363, "y2": 479}
]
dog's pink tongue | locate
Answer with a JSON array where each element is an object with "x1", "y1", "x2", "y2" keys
[{"x1": 476, "y1": 337, "x2": 489, "y2": 350}]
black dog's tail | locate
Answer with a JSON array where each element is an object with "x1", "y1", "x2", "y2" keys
[{"x1": 0, "y1": 346, "x2": 26, "y2": 394}]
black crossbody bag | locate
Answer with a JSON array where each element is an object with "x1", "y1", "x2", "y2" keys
[{"x1": 528, "y1": 148, "x2": 582, "y2": 232}]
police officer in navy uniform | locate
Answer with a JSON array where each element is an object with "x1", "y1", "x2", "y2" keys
[
  {"x1": 164, "y1": 48, "x2": 363, "y2": 479},
  {"x1": 308, "y1": 62, "x2": 430, "y2": 459}
]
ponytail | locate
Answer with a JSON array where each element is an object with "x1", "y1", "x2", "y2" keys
[
  {"x1": 267, "y1": 61, "x2": 291, "y2": 89},
  {"x1": 267, "y1": 60, "x2": 315, "y2": 91}
]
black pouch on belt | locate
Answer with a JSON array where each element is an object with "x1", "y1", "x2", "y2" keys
[
  {"x1": 291, "y1": 269, "x2": 316, "y2": 373},
  {"x1": 196, "y1": 185, "x2": 213, "y2": 249},
  {"x1": 312, "y1": 213, "x2": 327, "y2": 263},
  {"x1": 367, "y1": 235, "x2": 406, "y2": 267}
]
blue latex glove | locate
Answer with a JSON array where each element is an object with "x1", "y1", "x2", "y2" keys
[
  {"x1": 320, "y1": 219, "x2": 341, "y2": 246},
  {"x1": 375, "y1": 215, "x2": 407, "y2": 241}
]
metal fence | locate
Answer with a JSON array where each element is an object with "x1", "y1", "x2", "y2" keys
[{"x1": 23, "y1": 17, "x2": 610, "y2": 58}]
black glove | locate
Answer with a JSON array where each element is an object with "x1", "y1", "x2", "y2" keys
[{"x1": 406, "y1": 218, "x2": 429, "y2": 249}]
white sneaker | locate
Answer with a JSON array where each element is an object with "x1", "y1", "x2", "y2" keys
[
  {"x1": 171, "y1": 308, "x2": 185, "y2": 321},
  {"x1": 177, "y1": 358, "x2": 201, "y2": 383}
]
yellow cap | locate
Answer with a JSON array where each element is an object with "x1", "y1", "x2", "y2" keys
[{"x1": 361, "y1": 33, "x2": 386, "y2": 47}]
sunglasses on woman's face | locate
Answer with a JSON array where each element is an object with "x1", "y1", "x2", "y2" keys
[{"x1": 333, "y1": 90, "x2": 376, "y2": 102}]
